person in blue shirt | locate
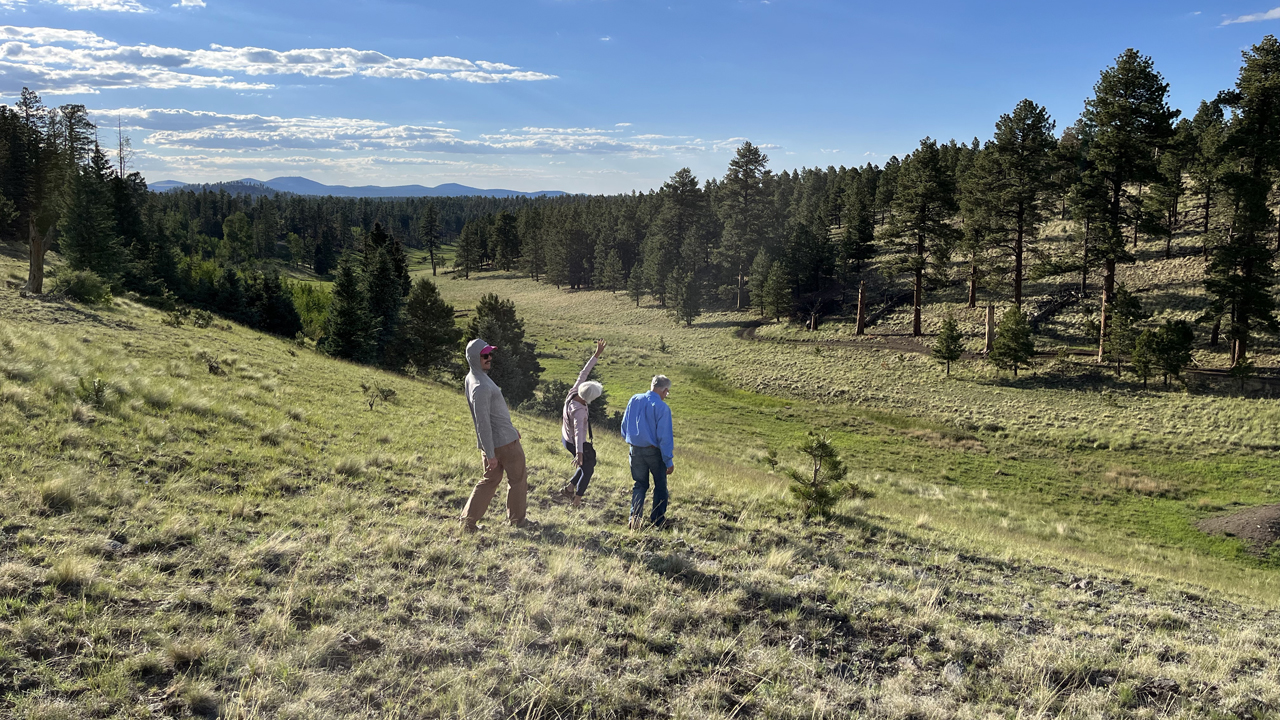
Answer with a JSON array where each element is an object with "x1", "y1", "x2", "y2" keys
[{"x1": 621, "y1": 375, "x2": 674, "y2": 529}]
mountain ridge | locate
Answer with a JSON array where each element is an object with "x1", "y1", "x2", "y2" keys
[{"x1": 151, "y1": 176, "x2": 567, "y2": 198}]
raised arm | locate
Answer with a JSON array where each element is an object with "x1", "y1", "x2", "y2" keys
[{"x1": 572, "y1": 340, "x2": 606, "y2": 390}]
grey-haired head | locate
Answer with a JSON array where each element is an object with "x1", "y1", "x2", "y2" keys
[{"x1": 651, "y1": 375, "x2": 671, "y2": 391}]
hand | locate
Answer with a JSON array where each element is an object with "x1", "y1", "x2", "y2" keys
[
  {"x1": 666, "y1": 465, "x2": 675, "y2": 475},
  {"x1": 575, "y1": 452, "x2": 584, "y2": 467},
  {"x1": 594, "y1": 339, "x2": 607, "y2": 357},
  {"x1": 484, "y1": 457, "x2": 500, "y2": 473}
]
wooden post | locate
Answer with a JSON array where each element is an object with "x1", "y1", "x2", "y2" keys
[{"x1": 855, "y1": 282, "x2": 866, "y2": 336}]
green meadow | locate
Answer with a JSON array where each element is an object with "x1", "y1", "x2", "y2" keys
[{"x1": 2, "y1": 243, "x2": 1279, "y2": 719}]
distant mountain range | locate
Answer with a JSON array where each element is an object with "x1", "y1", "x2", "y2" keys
[{"x1": 150, "y1": 176, "x2": 567, "y2": 199}]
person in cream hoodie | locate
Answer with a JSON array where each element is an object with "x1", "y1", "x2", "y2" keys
[{"x1": 461, "y1": 338, "x2": 536, "y2": 532}]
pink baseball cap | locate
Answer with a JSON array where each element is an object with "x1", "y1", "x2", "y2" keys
[{"x1": 481, "y1": 345, "x2": 498, "y2": 355}]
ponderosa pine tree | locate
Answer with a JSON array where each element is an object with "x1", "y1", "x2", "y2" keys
[
  {"x1": 365, "y1": 246, "x2": 405, "y2": 364},
  {"x1": 518, "y1": 206, "x2": 546, "y2": 281},
  {"x1": 990, "y1": 305, "x2": 1034, "y2": 377},
  {"x1": 466, "y1": 293, "x2": 542, "y2": 406},
  {"x1": 454, "y1": 219, "x2": 487, "y2": 279},
  {"x1": 1132, "y1": 330, "x2": 1156, "y2": 388},
  {"x1": 321, "y1": 260, "x2": 376, "y2": 362},
  {"x1": 626, "y1": 265, "x2": 645, "y2": 307},
  {"x1": 219, "y1": 212, "x2": 253, "y2": 265},
  {"x1": 837, "y1": 170, "x2": 876, "y2": 295},
  {"x1": 886, "y1": 138, "x2": 960, "y2": 336},
  {"x1": 874, "y1": 156, "x2": 900, "y2": 225},
  {"x1": 748, "y1": 248, "x2": 772, "y2": 317},
  {"x1": 1187, "y1": 100, "x2": 1227, "y2": 239},
  {"x1": 1082, "y1": 49, "x2": 1179, "y2": 361},
  {"x1": 932, "y1": 314, "x2": 964, "y2": 376},
  {"x1": 667, "y1": 265, "x2": 702, "y2": 327},
  {"x1": 1102, "y1": 284, "x2": 1144, "y2": 375},
  {"x1": 491, "y1": 210, "x2": 521, "y2": 271},
  {"x1": 716, "y1": 142, "x2": 773, "y2": 309},
  {"x1": 398, "y1": 277, "x2": 463, "y2": 375},
  {"x1": 980, "y1": 99, "x2": 1057, "y2": 308},
  {"x1": 59, "y1": 144, "x2": 126, "y2": 286},
  {"x1": 418, "y1": 202, "x2": 442, "y2": 276},
  {"x1": 763, "y1": 261, "x2": 794, "y2": 322},
  {"x1": 1205, "y1": 35, "x2": 1280, "y2": 366},
  {"x1": 1153, "y1": 319, "x2": 1195, "y2": 385}
]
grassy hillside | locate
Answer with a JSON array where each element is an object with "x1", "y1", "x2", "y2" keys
[{"x1": 2, "y1": 244, "x2": 1280, "y2": 718}]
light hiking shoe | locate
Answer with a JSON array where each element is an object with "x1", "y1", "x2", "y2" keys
[
  {"x1": 558, "y1": 483, "x2": 577, "y2": 503},
  {"x1": 627, "y1": 515, "x2": 643, "y2": 531}
]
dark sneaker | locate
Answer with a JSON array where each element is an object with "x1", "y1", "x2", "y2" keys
[
  {"x1": 512, "y1": 518, "x2": 540, "y2": 530},
  {"x1": 651, "y1": 517, "x2": 674, "y2": 530},
  {"x1": 558, "y1": 483, "x2": 577, "y2": 502},
  {"x1": 461, "y1": 519, "x2": 482, "y2": 534}
]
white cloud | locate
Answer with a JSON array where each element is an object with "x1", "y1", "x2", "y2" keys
[
  {"x1": 0, "y1": 24, "x2": 556, "y2": 94},
  {"x1": 615, "y1": 122, "x2": 631, "y2": 127},
  {"x1": 90, "y1": 106, "x2": 735, "y2": 159},
  {"x1": 172, "y1": 0, "x2": 205, "y2": 7},
  {"x1": 1221, "y1": 7, "x2": 1280, "y2": 24},
  {"x1": 0, "y1": 0, "x2": 150, "y2": 11}
]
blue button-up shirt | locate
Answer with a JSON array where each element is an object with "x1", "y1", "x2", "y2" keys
[{"x1": 621, "y1": 390, "x2": 674, "y2": 466}]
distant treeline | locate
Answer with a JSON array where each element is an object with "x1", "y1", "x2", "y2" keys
[{"x1": 4, "y1": 39, "x2": 1280, "y2": 374}]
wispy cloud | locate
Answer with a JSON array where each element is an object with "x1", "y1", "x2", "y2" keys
[
  {"x1": 172, "y1": 0, "x2": 205, "y2": 7},
  {"x1": 0, "y1": 0, "x2": 149, "y2": 11},
  {"x1": 91, "y1": 107, "x2": 723, "y2": 157},
  {"x1": 0, "y1": 24, "x2": 557, "y2": 94},
  {"x1": 1221, "y1": 7, "x2": 1280, "y2": 24}
]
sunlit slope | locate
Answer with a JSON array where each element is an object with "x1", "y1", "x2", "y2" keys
[{"x1": 0, "y1": 267, "x2": 1277, "y2": 717}]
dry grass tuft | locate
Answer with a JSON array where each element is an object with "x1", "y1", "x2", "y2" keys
[
  {"x1": 38, "y1": 477, "x2": 85, "y2": 512},
  {"x1": 47, "y1": 555, "x2": 98, "y2": 592},
  {"x1": 1103, "y1": 467, "x2": 1183, "y2": 499},
  {"x1": 70, "y1": 402, "x2": 94, "y2": 424},
  {"x1": 335, "y1": 457, "x2": 366, "y2": 477},
  {"x1": 259, "y1": 423, "x2": 291, "y2": 446}
]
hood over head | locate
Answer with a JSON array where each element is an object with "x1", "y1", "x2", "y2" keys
[{"x1": 466, "y1": 338, "x2": 491, "y2": 374}]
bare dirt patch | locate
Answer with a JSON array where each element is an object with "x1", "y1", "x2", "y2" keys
[{"x1": 1197, "y1": 504, "x2": 1280, "y2": 553}]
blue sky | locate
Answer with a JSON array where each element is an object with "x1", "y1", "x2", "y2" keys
[{"x1": 1, "y1": 1, "x2": 1278, "y2": 193}]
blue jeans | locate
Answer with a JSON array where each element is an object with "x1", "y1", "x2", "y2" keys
[
  {"x1": 629, "y1": 445, "x2": 668, "y2": 523},
  {"x1": 562, "y1": 439, "x2": 596, "y2": 496}
]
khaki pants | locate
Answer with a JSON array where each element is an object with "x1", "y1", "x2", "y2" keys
[{"x1": 461, "y1": 440, "x2": 527, "y2": 526}]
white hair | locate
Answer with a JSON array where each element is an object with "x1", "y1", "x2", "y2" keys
[
  {"x1": 651, "y1": 375, "x2": 671, "y2": 390},
  {"x1": 578, "y1": 381, "x2": 603, "y2": 403}
]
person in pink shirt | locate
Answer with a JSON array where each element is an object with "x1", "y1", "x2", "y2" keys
[{"x1": 559, "y1": 340, "x2": 606, "y2": 506}]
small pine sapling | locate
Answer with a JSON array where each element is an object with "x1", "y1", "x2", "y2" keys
[
  {"x1": 1153, "y1": 319, "x2": 1194, "y2": 386},
  {"x1": 785, "y1": 434, "x2": 848, "y2": 519},
  {"x1": 989, "y1": 306, "x2": 1034, "y2": 377},
  {"x1": 932, "y1": 314, "x2": 964, "y2": 375},
  {"x1": 1132, "y1": 330, "x2": 1156, "y2": 388}
]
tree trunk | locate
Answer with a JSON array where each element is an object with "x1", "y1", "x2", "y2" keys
[
  {"x1": 1210, "y1": 317, "x2": 1220, "y2": 347},
  {"x1": 429, "y1": 248, "x2": 437, "y2": 276},
  {"x1": 737, "y1": 272, "x2": 745, "y2": 311},
  {"x1": 1014, "y1": 225, "x2": 1024, "y2": 309},
  {"x1": 1080, "y1": 218, "x2": 1090, "y2": 296},
  {"x1": 984, "y1": 302, "x2": 994, "y2": 354},
  {"x1": 1203, "y1": 184, "x2": 1211, "y2": 235},
  {"x1": 913, "y1": 234, "x2": 924, "y2": 337},
  {"x1": 967, "y1": 265, "x2": 977, "y2": 308},
  {"x1": 1133, "y1": 184, "x2": 1143, "y2": 249},
  {"x1": 24, "y1": 218, "x2": 54, "y2": 295},
  {"x1": 912, "y1": 266, "x2": 923, "y2": 337},
  {"x1": 855, "y1": 282, "x2": 865, "y2": 336},
  {"x1": 1097, "y1": 259, "x2": 1115, "y2": 364}
]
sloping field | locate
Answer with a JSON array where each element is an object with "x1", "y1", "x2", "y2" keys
[{"x1": 2, "y1": 250, "x2": 1280, "y2": 718}]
